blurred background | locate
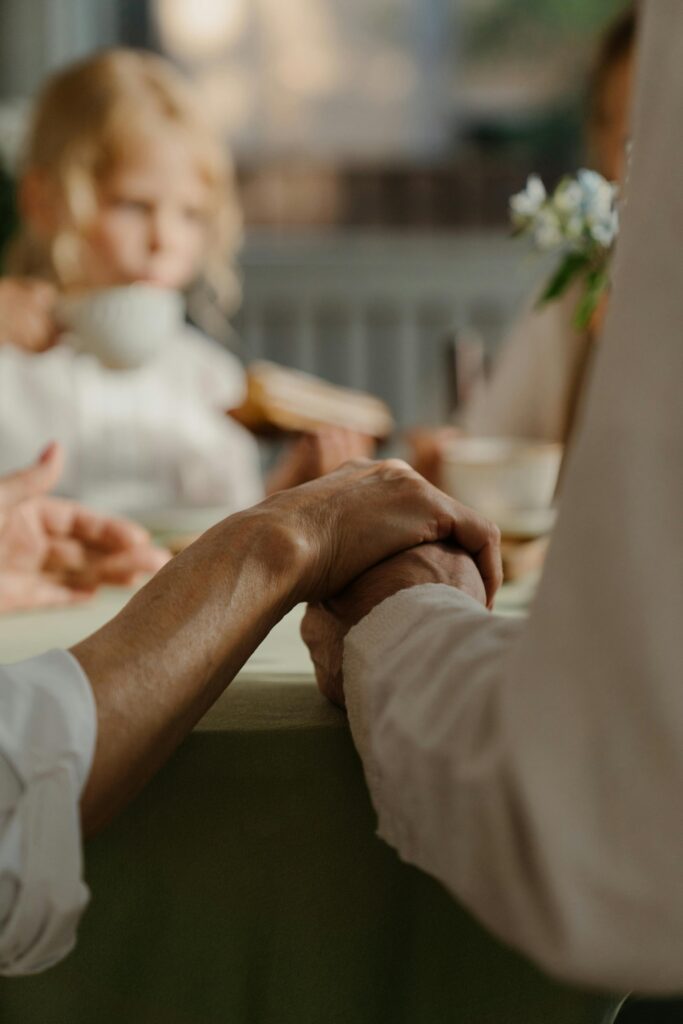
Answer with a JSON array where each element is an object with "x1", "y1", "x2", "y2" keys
[{"x1": 0, "y1": 0, "x2": 630, "y2": 430}]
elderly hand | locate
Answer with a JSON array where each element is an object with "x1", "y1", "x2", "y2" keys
[
  {"x1": 0, "y1": 443, "x2": 169, "y2": 612},
  {"x1": 256, "y1": 458, "x2": 501, "y2": 608},
  {"x1": 302, "y1": 542, "x2": 486, "y2": 707},
  {"x1": 0, "y1": 277, "x2": 58, "y2": 353},
  {"x1": 70, "y1": 459, "x2": 496, "y2": 833}
]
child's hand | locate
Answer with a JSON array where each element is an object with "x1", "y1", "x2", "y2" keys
[
  {"x1": 266, "y1": 428, "x2": 376, "y2": 494},
  {"x1": 0, "y1": 278, "x2": 58, "y2": 353}
]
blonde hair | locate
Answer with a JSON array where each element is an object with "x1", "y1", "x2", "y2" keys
[{"x1": 9, "y1": 48, "x2": 241, "y2": 308}]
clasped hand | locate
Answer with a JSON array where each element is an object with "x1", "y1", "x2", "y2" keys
[{"x1": 293, "y1": 458, "x2": 499, "y2": 708}]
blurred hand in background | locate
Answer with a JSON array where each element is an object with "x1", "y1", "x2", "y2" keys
[
  {"x1": 0, "y1": 277, "x2": 58, "y2": 353},
  {"x1": 0, "y1": 442, "x2": 169, "y2": 612}
]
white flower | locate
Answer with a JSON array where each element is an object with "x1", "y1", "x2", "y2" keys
[
  {"x1": 577, "y1": 168, "x2": 617, "y2": 223},
  {"x1": 509, "y1": 168, "x2": 619, "y2": 256},
  {"x1": 510, "y1": 174, "x2": 547, "y2": 225},
  {"x1": 553, "y1": 179, "x2": 584, "y2": 216},
  {"x1": 565, "y1": 214, "x2": 585, "y2": 242},
  {"x1": 589, "y1": 207, "x2": 619, "y2": 248},
  {"x1": 533, "y1": 207, "x2": 563, "y2": 251}
]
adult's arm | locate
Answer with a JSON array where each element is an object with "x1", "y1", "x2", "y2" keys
[
  {"x1": 340, "y1": 4, "x2": 683, "y2": 994},
  {"x1": 73, "y1": 459, "x2": 500, "y2": 836},
  {"x1": 0, "y1": 458, "x2": 500, "y2": 974}
]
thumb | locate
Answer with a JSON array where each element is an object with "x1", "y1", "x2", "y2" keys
[{"x1": 0, "y1": 442, "x2": 65, "y2": 508}]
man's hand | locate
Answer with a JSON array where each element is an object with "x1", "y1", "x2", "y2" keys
[
  {"x1": 0, "y1": 443, "x2": 169, "y2": 612},
  {"x1": 302, "y1": 542, "x2": 486, "y2": 707},
  {"x1": 0, "y1": 277, "x2": 58, "y2": 353},
  {"x1": 258, "y1": 458, "x2": 502, "y2": 608}
]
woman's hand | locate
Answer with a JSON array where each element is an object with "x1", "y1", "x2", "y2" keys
[
  {"x1": 255, "y1": 458, "x2": 502, "y2": 607},
  {"x1": 266, "y1": 428, "x2": 375, "y2": 494},
  {"x1": 0, "y1": 443, "x2": 169, "y2": 612},
  {"x1": 301, "y1": 542, "x2": 486, "y2": 707},
  {"x1": 0, "y1": 277, "x2": 58, "y2": 353}
]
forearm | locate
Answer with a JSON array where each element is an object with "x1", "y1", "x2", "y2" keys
[{"x1": 72, "y1": 512, "x2": 300, "y2": 835}]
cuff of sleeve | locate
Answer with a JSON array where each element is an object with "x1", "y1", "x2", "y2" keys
[
  {"x1": 0, "y1": 649, "x2": 97, "y2": 796},
  {"x1": 343, "y1": 583, "x2": 486, "y2": 783}
]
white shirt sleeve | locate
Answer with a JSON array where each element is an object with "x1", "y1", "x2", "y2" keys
[
  {"x1": 344, "y1": 3, "x2": 683, "y2": 995},
  {"x1": 0, "y1": 649, "x2": 96, "y2": 976}
]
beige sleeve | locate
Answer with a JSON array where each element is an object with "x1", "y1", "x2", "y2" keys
[{"x1": 344, "y1": 2, "x2": 683, "y2": 994}]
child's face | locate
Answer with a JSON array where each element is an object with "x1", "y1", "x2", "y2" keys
[{"x1": 81, "y1": 130, "x2": 212, "y2": 292}]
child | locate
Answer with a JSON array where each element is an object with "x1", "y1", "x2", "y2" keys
[{"x1": 0, "y1": 50, "x2": 369, "y2": 515}]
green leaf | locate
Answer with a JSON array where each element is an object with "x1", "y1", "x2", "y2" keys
[
  {"x1": 536, "y1": 252, "x2": 590, "y2": 307},
  {"x1": 572, "y1": 267, "x2": 610, "y2": 330}
]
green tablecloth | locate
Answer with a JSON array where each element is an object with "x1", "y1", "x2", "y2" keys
[{"x1": 0, "y1": 588, "x2": 620, "y2": 1023}]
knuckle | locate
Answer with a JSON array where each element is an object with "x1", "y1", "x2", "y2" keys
[
  {"x1": 383, "y1": 457, "x2": 412, "y2": 473},
  {"x1": 488, "y1": 521, "x2": 502, "y2": 545},
  {"x1": 485, "y1": 520, "x2": 501, "y2": 544}
]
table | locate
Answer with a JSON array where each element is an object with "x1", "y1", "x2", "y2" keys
[{"x1": 0, "y1": 579, "x2": 620, "y2": 1024}]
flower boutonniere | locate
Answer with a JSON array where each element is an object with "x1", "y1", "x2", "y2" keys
[{"x1": 510, "y1": 170, "x2": 619, "y2": 331}]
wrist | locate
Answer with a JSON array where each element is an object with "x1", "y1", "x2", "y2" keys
[
  {"x1": 231, "y1": 497, "x2": 325, "y2": 608},
  {"x1": 73, "y1": 512, "x2": 304, "y2": 703}
]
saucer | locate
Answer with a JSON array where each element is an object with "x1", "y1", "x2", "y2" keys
[{"x1": 494, "y1": 507, "x2": 557, "y2": 540}]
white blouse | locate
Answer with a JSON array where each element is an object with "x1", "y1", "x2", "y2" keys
[
  {"x1": 0, "y1": 325, "x2": 263, "y2": 515},
  {"x1": 0, "y1": 650, "x2": 96, "y2": 975}
]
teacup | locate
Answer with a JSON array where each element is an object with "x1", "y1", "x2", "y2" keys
[
  {"x1": 56, "y1": 284, "x2": 184, "y2": 370},
  {"x1": 441, "y1": 436, "x2": 563, "y2": 533}
]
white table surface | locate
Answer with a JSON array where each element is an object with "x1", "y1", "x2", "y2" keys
[
  {"x1": 0, "y1": 574, "x2": 533, "y2": 665},
  {"x1": 0, "y1": 575, "x2": 534, "y2": 731}
]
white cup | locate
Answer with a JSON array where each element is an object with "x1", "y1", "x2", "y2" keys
[
  {"x1": 441, "y1": 437, "x2": 563, "y2": 530},
  {"x1": 56, "y1": 284, "x2": 184, "y2": 370}
]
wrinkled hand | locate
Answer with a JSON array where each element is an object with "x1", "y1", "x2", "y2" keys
[
  {"x1": 0, "y1": 443, "x2": 169, "y2": 612},
  {"x1": 257, "y1": 458, "x2": 501, "y2": 607},
  {"x1": 266, "y1": 428, "x2": 376, "y2": 494},
  {"x1": 302, "y1": 542, "x2": 486, "y2": 707},
  {"x1": 0, "y1": 277, "x2": 58, "y2": 353}
]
